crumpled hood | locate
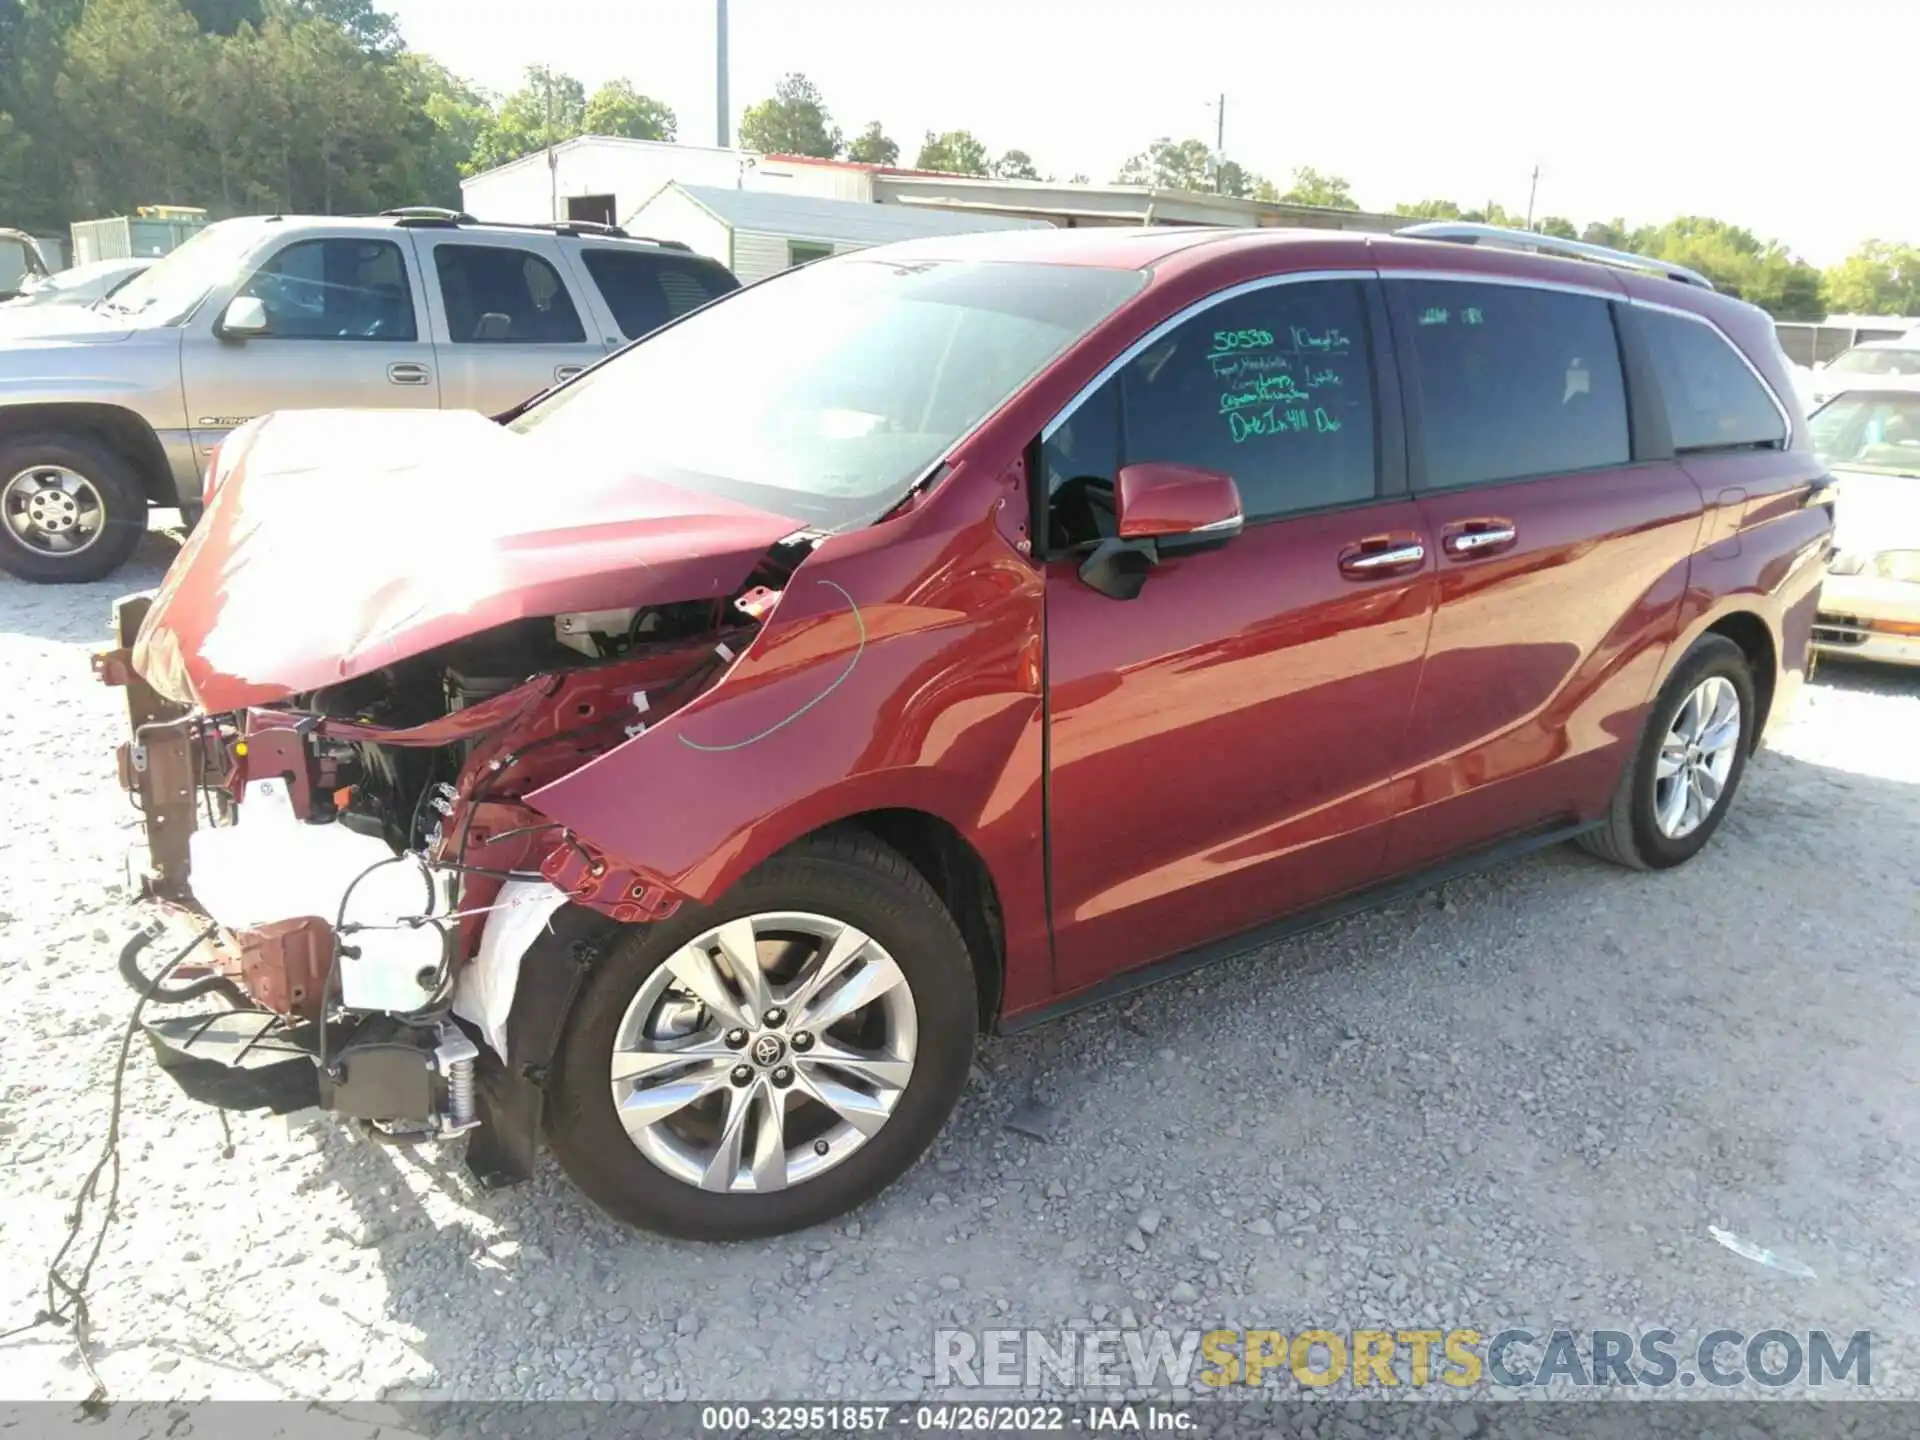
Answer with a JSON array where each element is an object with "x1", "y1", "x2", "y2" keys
[
  {"x1": 1831, "y1": 465, "x2": 1920, "y2": 555},
  {"x1": 134, "y1": 409, "x2": 802, "y2": 711}
]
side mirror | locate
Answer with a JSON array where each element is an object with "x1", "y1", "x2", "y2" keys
[
  {"x1": 1079, "y1": 462, "x2": 1243, "y2": 601},
  {"x1": 1115, "y1": 462, "x2": 1244, "y2": 545},
  {"x1": 218, "y1": 294, "x2": 269, "y2": 338}
]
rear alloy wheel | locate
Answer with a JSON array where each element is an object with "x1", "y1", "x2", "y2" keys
[
  {"x1": 1579, "y1": 633, "x2": 1756, "y2": 870},
  {"x1": 0, "y1": 433, "x2": 147, "y2": 583},
  {"x1": 546, "y1": 832, "x2": 976, "y2": 1239}
]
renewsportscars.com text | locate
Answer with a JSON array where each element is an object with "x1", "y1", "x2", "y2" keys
[{"x1": 935, "y1": 1326, "x2": 1872, "y2": 1391}]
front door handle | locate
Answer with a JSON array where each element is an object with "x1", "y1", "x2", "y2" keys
[
  {"x1": 387, "y1": 362, "x2": 432, "y2": 386},
  {"x1": 1443, "y1": 520, "x2": 1518, "y2": 558},
  {"x1": 1338, "y1": 540, "x2": 1426, "y2": 578},
  {"x1": 555, "y1": 364, "x2": 585, "y2": 382}
]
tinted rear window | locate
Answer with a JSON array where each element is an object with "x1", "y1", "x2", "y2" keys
[
  {"x1": 581, "y1": 249, "x2": 738, "y2": 340},
  {"x1": 1637, "y1": 308, "x2": 1788, "y2": 452},
  {"x1": 1390, "y1": 280, "x2": 1630, "y2": 488}
]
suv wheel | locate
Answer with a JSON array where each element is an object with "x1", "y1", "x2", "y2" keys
[
  {"x1": 546, "y1": 832, "x2": 977, "y2": 1239},
  {"x1": 0, "y1": 432, "x2": 147, "y2": 583},
  {"x1": 1580, "y1": 634, "x2": 1756, "y2": 870}
]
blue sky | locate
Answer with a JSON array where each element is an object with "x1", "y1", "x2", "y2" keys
[{"x1": 383, "y1": 0, "x2": 1914, "y2": 267}]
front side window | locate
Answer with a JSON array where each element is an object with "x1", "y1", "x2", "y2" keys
[
  {"x1": 1637, "y1": 307, "x2": 1786, "y2": 453},
  {"x1": 1044, "y1": 279, "x2": 1378, "y2": 539},
  {"x1": 434, "y1": 243, "x2": 586, "y2": 344},
  {"x1": 580, "y1": 249, "x2": 737, "y2": 340},
  {"x1": 233, "y1": 237, "x2": 417, "y2": 341},
  {"x1": 510, "y1": 257, "x2": 1144, "y2": 531},
  {"x1": 1390, "y1": 280, "x2": 1629, "y2": 488}
]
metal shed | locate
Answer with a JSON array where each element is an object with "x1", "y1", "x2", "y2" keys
[{"x1": 625, "y1": 182, "x2": 1052, "y2": 284}]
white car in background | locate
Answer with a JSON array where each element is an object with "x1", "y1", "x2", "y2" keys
[
  {"x1": 1810, "y1": 388, "x2": 1920, "y2": 667},
  {"x1": 1, "y1": 256, "x2": 152, "y2": 309},
  {"x1": 1798, "y1": 336, "x2": 1920, "y2": 409}
]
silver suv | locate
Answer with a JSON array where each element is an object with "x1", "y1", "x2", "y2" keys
[{"x1": 0, "y1": 208, "x2": 737, "y2": 582}]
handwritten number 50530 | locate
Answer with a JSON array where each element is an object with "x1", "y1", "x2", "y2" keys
[{"x1": 1212, "y1": 329, "x2": 1273, "y2": 353}]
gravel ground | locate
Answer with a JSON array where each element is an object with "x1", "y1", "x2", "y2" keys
[{"x1": 2, "y1": 525, "x2": 1917, "y2": 1410}]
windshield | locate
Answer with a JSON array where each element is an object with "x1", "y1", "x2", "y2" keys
[
  {"x1": 1826, "y1": 346, "x2": 1920, "y2": 377},
  {"x1": 97, "y1": 220, "x2": 264, "y2": 325},
  {"x1": 1810, "y1": 392, "x2": 1920, "y2": 477},
  {"x1": 510, "y1": 256, "x2": 1145, "y2": 530}
]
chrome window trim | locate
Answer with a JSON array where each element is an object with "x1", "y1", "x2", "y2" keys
[
  {"x1": 1039, "y1": 269, "x2": 1366, "y2": 443},
  {"x1": 1626, "y1": 296, "x2": 1795, "y2": 445},
  {"x1": 1374, "y1": 267, "x2": 1624, "y2": 303}
]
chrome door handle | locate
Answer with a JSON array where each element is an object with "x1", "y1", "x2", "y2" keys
[
  {"x1": 555, "y1": 364, "x2": 585, "y2": 382},
  {"x1": 1447, "y1": 526, "x2": 1516, "y2": 554},
  {"x1": 1343, "y1": 543, "x2": 1425, "y2": 571},
  {"x1": 387, "y1": 362, "x2": 431, "y2": 386}
]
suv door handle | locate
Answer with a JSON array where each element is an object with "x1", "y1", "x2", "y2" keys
[
  {"x1": 1337, "y1": 539, "x2": 1426, "y2": 578},
  {"x1": 1443, "y1": 520, "x2": 1518, "y2": 558},
  {"x1": 387, "y1": 362, "x2": 432, "y2": 386},
  {"x1": 555, "y1": 364, "x2": 585, "y2": 382}
]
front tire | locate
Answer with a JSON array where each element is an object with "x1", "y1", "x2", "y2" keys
[
  {"x1": 546, "y1": 831, "x2": 977, "y2": 1240},
  {"x1": 1580, "y1": 634, "x2": 1756, "y2": 870},
  {"x1": 0, "y1": 431, "x2": 147, "y2": 583}
]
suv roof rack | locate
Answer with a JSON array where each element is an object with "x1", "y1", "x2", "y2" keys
[
  {"x1": 379, "y1": 206, "x2": 478, "y2": 226},
  {"x1": 372, "y1": 207, "x2": 696, "y2": 251},
  {"x1": 1394, "y1": 221, "x2": 1716, "y2": 291}
]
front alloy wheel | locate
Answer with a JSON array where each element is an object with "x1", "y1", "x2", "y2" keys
[
  {"x1": 611, "y1": 912, "x2": 918, "y2": 1194},
  {"x1": 546, "y1": 832, "x2": 976, "y2": 1239}
]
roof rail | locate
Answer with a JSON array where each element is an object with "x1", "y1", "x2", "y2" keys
[
  {"x1": 1395, "y1": 222, "x2": 1716, "y2": 291},
  {"x1": 547, "y1": 219, "x2": 628, "y2": 239},
  {"x1": 381, "y1": 206, "x2": 477, "y2": 227}
]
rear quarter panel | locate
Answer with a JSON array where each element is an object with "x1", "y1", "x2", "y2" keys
[{"x1": 1616, "y1": 274, "x2": 1831, "y2": 740}]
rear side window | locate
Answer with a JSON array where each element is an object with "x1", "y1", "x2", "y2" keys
[
  {"x1": 1044, "y1": 279, "x2": 1379, "y2": 524},
  {"x1": 434, "y1": 243, "x2": 585, "y2": 344},
  {"x1": 1390, "y1": 280, "x2": 1629, "y2": 488},
  {"x1": 1637, "y1": 308, "x2": 1787, "y2": 452},
  {"x1": 580, "y1": 249, "x2": 737, "y2": 340}
]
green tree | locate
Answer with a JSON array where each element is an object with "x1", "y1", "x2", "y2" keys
[
  {"x1": 1823, "y1": 241, "x2": 1920, "y2": 316},
  {"x1": 55, "y1": 0, "x2": 209, "y2": 213},
  {"x1": 469, "y1": 64, "x2": 585, "y2": 171},
  {"x1": 1279, "y1": 165, "x2": 1357, "y2": 210},
  {"x1": 1537, "y1": 215, "x2": 1578, "y2": 239},
  {"x1": 581, "y1": 78, "x2": 674, "y2": 142},
  {"x1": 1116, "y1": 136, "x2": 1214, "y2": 191},
  {"x1": 845, "y1": 120, "x2": 897, "y2": 165},
  {"x1": 1395, "y1": 198, "x2": 1465, "y2": 220},
  {"x1": 288, "y1": 0, "x2": 395, "y2": 52},
  {"x1": 737, "y1": 71, "x2": 839, "y2": 158},
  {"x1": 392, "y1": 52, "x2": 492, "y2": 200},
  {"x1": 1632, "y1": 216, "x2": 1824, "y2": 319},
  {"x1": 915, "y1": 129, "x2": 989, "y2": 175},
  {"x1": 992, "y1": 148, "x2": 1039, "y2": 180}
]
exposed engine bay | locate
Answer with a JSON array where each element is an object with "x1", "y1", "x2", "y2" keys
[{"x1": 99, "y1": 534, "x2": 814, "y2": 1155}]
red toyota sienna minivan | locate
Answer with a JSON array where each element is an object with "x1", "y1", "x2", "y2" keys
[{"x1": 104, "y1": 223, "x2": 1832, "y2": 1238}]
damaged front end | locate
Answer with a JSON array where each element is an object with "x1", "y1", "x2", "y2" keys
[{"x1": 98, "y1": 535, "x2": 811, "y2": 1177}]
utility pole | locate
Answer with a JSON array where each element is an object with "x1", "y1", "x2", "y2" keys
[
  {"x1": 1214, "y1": 92, "x2": 1226, "y2": 193},
  {"x1": 544, "y1": 69, "x2": 558, "y2": 221},
  {"x1": 1525, "y1": 163, "x2": 1541, "y2": 230},
  {"x1": 716, "y1": 0, "x2": 731, "y2": 148}
]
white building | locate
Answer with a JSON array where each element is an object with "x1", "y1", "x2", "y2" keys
[
  {"x1": 625, "y1": 182, "x2": 1050, "y2": 283},
  {"x1": 459, "y1": 137, "x2": 1404, "y2": 262}
]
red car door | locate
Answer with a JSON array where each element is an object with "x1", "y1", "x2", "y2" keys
[
  {"x1": 1040, "y1": 274, "x2": 1438, "y2": 997},
  {"x1": 1379, "y1": 275, "x2": 1704, "y2": 874}
]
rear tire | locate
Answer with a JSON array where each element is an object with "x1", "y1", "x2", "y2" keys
[
  {"x1": 546, "y1": 831, "x2": 977, "y2": 1240},
  {"x1": 1579, "y1": 634, "x2": 1756, "y2": 870},
  {"x1": 0, "y1": 431, "x2": 147, "y2": 583}
]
